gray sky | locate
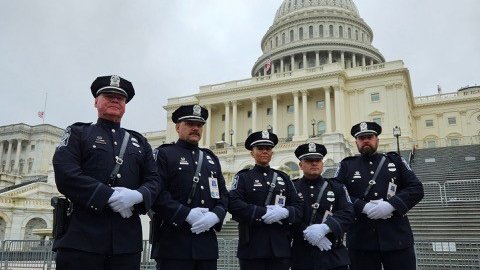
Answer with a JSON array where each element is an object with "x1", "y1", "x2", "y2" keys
[{"x1": 1, "y1": 0, "x2": 479, "y2": 133}]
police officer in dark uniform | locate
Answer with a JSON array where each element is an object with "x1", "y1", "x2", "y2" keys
[
  {"x1": 291, "y1": 143, "x2": 353, "y2": 270},
  {"x1": 335, "y1": 122, "x2": 424, "y2": 270},
  {"x1": 228, "y1": 130, "x2": 303, "y2": 270},
  {"x1": 52, "y1": 75, "x2": 161, "y2": 270},
  {"x1": 151, "y1": 104, "x2": 228, "y2": 270}
]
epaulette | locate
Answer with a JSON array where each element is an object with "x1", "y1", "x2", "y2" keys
[
  {"x1": 291, "y1": 177, "x2": 300, "y2": 182},
  {"x1": 272, "y1": 169, "x2": 290, "y2": 179},
  {"x1": 157, "y1": 142, "x2": 175, "y2": 149},
  {"x1": 201, "y1": 147, "x2": 216, "y2": 157},
  {"x1": 124, "y1": 129, "x2": 144, "y2": 139},
  {"x1": 71, "y1": 122, "x2": 92, "y2": 126},
  {"x1": 342, "y1": 155, "x2": 357, "y2": 161},
  {"x1": 235, "y1": 168, "x2": 251, "y2": 176}
]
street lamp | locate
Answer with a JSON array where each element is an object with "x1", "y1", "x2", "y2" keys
[
  {"x1": 311, "y1": 119, "x2": 316, "y2": 137},
  {"x1": 393, "y1": 126, "x2": 401, "y2": 155},
  {"x1": 267, "y1": 125, "x2": 272, "y2": 133},
  {"x1": 229, "y1": 129, "x2": 234, "y2": 146}
]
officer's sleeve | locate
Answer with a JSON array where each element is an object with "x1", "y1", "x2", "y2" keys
[
  {"x1": 334, "y1": 160, "x2": 367, "y2": 216},
  {"x1": 228, "y1": 173, "x2": 267, "y2": 224},
  {"x1": 133, "y1": 138, "x2": 162, "y2": 214},
  {"x1": 211, "y1": 155, "x2": 228, "y2": 232},
  {"x1": 387, "y1": 155, "x2": 424, "y2": 215},
  {"x1": 152, "y1": 148, "x2": 191, "y2": 227},
  {"x1": 324, "y1": 183, "x2": 354, "y2": 238},
  {"x1": 53, "y1": 125, "x2": 114, "y2": 212},
  {"x1": 282, "y1": 176, "x2": 303, "y2": 225},
  {"x1": 290, "y1": 181, "x2": 307, "y2": 237}
]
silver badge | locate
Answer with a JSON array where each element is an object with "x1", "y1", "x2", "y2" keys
[
  {"x1": 327, "y1": 190, "x2": 335, "y2": 202},
  {"x1": 360, "y1": 122, "x2": 368, "y2": 132},
  {"x1": 262, "y1": 130, "x2": 269, "y2": 139},
  {"x1": 193, "y1": 105, "x2": 201, "y2": 116},
  {"x1": 110, "y1": 75, "x2": 120, "y2": 87},
  {"x1": 308, "y1": 142, "x2": 316, "y2": 152}
]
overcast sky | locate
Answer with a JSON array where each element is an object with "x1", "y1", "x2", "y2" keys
[{"x1": 1, "y1": 0, "x2": 479, "y2": 133}]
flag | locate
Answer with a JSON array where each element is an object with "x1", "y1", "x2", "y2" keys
[
  {"x1": 264, "y1": 58, "x2": 272, "y2": 74},
  {"x1": 38, "y1": 111, "x2": 44, "y2": 119}
]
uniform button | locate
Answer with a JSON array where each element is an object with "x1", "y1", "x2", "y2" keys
[
  {"x1": 112, "y1": 129, "x2": 116, "y2": 133},
  {"x1": 117, "y1": 173, "x2": 121, "y2": 178},
  {"x1": 369, "y1": 162, "x2": 373, "y2": 165},
  {"x1": 179, "y1": 167, "x2": 182, "y2": 170},
  {"x1": 90, "y1": 205, "x2": 94, "y2": 209},
  {"x1": 310, "y1": 186, "x2": 314, "y2": 189},
  {"x1": 139, "y1": 150, "x2": 142, "y2": 153},
  {"x1": 253, "y1": 189, "x2": 256, "y2": 191},
  {"x1": 93, "y1": 145, "x2": 96, "y2": 148},
  {"x1": 351, "y1": 180, "x2": 354, "y2": 182},
  {"x1": 192, "y1": 151, "x2": 195, "y2": 154},
  {"x1": 310, "y1": 194, "x2": 314, "y2": 197},
  {"x1": 95, "y1": 208, "x2": 98, "y2": 211},
  {"x1": 263, "y1": 173, "x2": 267, "y2": 176},
  {"x1": 266, "y1": 182, "x2": 270, "y2": 185},
  {"x1": 200, "y1": 186, "x2": 204, "y2": 190},
  {"x1": 370, "y1": 171, "x2": 374, "y2": 174},
  {"x1": 201, "y1": 200, "x2": 205, "y2": 204},
  {"x1": 374, "y1": 192, "x2": 378, "y2": 196},
  {"x1": 114, "y1": 141, "x2": 118, "y2": 145},
  {"x1": 195, "y1": 161, "x2": 198, "y2": 164},
  {"x1": 173, "y1": 222, "x2": 177, "y2": 226}
]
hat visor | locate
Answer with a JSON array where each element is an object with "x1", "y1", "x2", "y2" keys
[
  {"x1": 96, "y1": 87, "x2": 128, "y2": 98},
  {"x1": 176, "y1": 116, "x2": 206, "y2": 124},
  {"x1": 298, "y1": 153, "x2": 324, "y2": 160},
  {"x1": 251, "y1": 141, "x2": 274, "y2": 148},
  {"x1": 354, "y1": 131, "x2": 377, "y2": 137}
]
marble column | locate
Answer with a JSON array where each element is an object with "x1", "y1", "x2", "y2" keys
[
  {"x1": 13, "y1": 140, "x2": 22, "y2": 173},
  {"x1": 5, "y1": 140, "x2": 13, "y2": 172},
  {"x1": 301, "y1": 90, "x2": 308, "y2": 137},
  {"x1": 280, "y1": 58, "x2": 284, "y2": 73},
  {"x1": 232, "y1": 101, "x2": 238, "y2": 147},
  {"x1": 0, "y1": 141, "x2": 4, "y2": 171},
  {"x1": 205, "y1": 105, "x2": 212, "y2": 147},
  {"x1": 362, "y1": 55, "x2": 366, "y2": 66},
  {"x1": 272, "y1": 95, "x2": 278, "y2": 134},
  {"x1": 352, "y1": 53, "x2": 357, "y2": 68},
  {"x1": 293, "y1": 92, "x2": 300, "y2": 137},
  {"x1": 328, "y1": 51, "x2": 333, "y2": 64},
  {"x1": 291, "y1": 55, "x2": 295, "y2": 71},
  {"x1": 325, "y1": 88, "x2": 332, "y2": 132},
  {"x1": 303, "y1": 53, "x2": 307, "y2": 69},
  {"x1": 251, "y1": 98, "x2": 257, "y2": 132},
  {"x1": 224, "y1": 102, "x2": 230, "y2": 143},
  {"x1": 315, "y1": 51, "x2": 320, "y2": 67},
  {"x1": 340, "y1": 51, "x2": 345, "y2": 69},
  {"x1": 334, "y1": 87, "x2": 341, "y2": 132}
]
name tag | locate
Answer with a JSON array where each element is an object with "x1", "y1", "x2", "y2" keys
[
  {"x1": 387, "y1": 182, "x2": 397, "y2": 199},
  {"x1": 275, "y1": 194, "x2": 286, "y2": 207},
  {"x1": 209, "y1": 177, "x2": 220, "y2": 199}
]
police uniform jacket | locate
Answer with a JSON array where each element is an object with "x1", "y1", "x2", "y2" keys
[
  {"x1": 291, "y1": 176, "x2": 353, "y2": 270},
  {"x1": 151, "y1": 139, "x2": 228, "y2": 260},
  {"x1": 228, "y1": 165, "x2": 303, "y2": 259},
  {"x1": 335, "y1": 152, "x2": 424, "y2": 251},
  {"x1": 52, "y1": 118, "x2": 160, "y2": 254}
]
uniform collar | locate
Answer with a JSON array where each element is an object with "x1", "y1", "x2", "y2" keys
[
  {"x1": 302, "y1": 175, "x2": 324, "y2": 185},
  {"x1": 176, "y1": 139, "x2": 199, "y2": 150},
  {"x1": 361, "y1": 152, "x2": 381, "y2": 161},
  {"x1": 253, "y1": 164, "x2": 271, "y2": 173},
  {"x1": 97, "y1": 118, "x2": 121, "y2": 130}
]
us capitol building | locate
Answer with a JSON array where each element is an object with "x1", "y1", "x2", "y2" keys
[{"x1": 1, "y1": 0, "x2": 479, "y2": 241}]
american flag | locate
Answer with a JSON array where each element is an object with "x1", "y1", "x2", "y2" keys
[
  {"x1": 264, "y1": 58, "x2": 272, "y2": 74},
  {"x1": 37, "y1": 111, "x2": 44, "y2": 119}
]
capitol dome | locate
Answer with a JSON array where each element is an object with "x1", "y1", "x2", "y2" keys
[{"x1": 252, "y1": 0, "x2": 384, "y2": 76}]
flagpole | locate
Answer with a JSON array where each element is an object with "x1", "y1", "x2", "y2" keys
[{"x1": 42, "y1": 92, "x2": 48, "y2": 124}]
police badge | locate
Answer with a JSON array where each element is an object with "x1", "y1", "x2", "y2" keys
[
  {"x1": 308, "y1": 142, "x2": 316, "y2": 152},
  {"x1": 360, "y1": 122, "x2": 368, "y2": 132},
  {"x1": 193, "y1": 105, "x2": 201, "y2": 116},
  {"x1": 110, "y1": 75, "x2": 120, "y2": 87},
  {"x1": 262, "y1": 130, "x2": 269, "y2": 139}
]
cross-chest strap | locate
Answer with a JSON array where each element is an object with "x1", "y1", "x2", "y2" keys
[
  {"x1": 187, "y1": 150, "x2": 204, "y2": 205},
  {"x1": 309, "y1": 181, "x2": 329, "y2": 225},
  {"x1": 108, "y1": 131, "x2": 130, "y2": 186},
  {"x1": 264, "y1": 172, "x2": 278, "y2": 206},
  {"x1": 363, "y1": 156, "x2": 386, "y2": 199}
]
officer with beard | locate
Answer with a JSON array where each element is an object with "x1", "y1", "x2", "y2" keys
[{"x1": 334, "y1": 122, "x2": 424, "y2": 270}]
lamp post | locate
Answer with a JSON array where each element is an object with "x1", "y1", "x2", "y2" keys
[
  {"x1": 267, "y1": 125, "x2": 272, "y2": 133},
  {"x1": 229, "y1": 129, "x2": 234, "y2": 146},
  {"x1": 393, "y1": 126, "x2": 401, "y2": 155},
  {"x1": 311, "y1": 119, "x2": 316, "y2": 137}
]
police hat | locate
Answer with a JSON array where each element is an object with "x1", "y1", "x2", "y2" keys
[
  {"x1": 295, "y1": 143, "x2": 327, "y2": 160},
  {"x1": 245, "y1": 130, "x2": 278, "y2": 150},
  {"x1": 351, "y1": 121, "x2": 382, "y2": 138},
  {"x1": 172, "y1": 105, "x2": 209, "y2": 124},
  {"x1": 90, "y1": 75, "x2": 135, "y2": 103}
]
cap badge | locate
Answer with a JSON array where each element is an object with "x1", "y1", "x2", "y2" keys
[
  {"x1": 193, "y1": 105, "x2": 201, "y2": 116},
  {"x1": 110, "y1": 75, "x2": 120, "y2": 87},
  {"x1": 262, "y1": 130, "x2": 269, "y2": 139},
  {"x1": 360, "y1": 122, "x2": 368, "y2": 132},
  {"x1": 308, "y1": 142, "x2": 316, "y2": 152}
]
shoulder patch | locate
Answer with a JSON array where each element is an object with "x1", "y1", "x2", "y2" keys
[
  {"x1": 57, "y1": 127, "x2": 71, "y2": 148},
  {"x1": 231, "y1": 174, "x2": 239, "y2": 190},
  {"x1": 124, "y1": 129, "x2": 145, "y2": 140}
]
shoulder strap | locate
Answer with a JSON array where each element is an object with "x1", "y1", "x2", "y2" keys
[
  {"x1": 187, "y1": 150, "x2": 204, "y2": 205},
  {"x1": 309, "y1": 181, "x2": 329, "y2": 225},
  {"x1": 109, "y1": 131, "x2": 130, "y2": 186},
  {"x1": 264, "y1": 172, "x2": 278, "y2": 206},
  {"x1": 363, "y1": 155, "x2": 386, "y2": 198}
]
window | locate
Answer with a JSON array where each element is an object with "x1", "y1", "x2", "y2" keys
[
  {"x1": 287, "y1": 125, "x2": 295, "y2": 140},
  {"x1": 355, "y1": 30, "x2": 359, "y2": 40},
  {"x1": 329, "y1": 25, "x2": 334, "y2": 37},
  {"x1": 266, "y1": 108, "x2": 272, "y2": 115},
  {"x1": 373, "y1": 117, "x2": 382, "y2": 126},
  {"x1": 299, "y1": 27, "x2": 303, "y2": 40},
  {"x1": 309, "y1": 26, "x2": 313, "y2": 38},
  {"x1": 426, "y1": 140, "x2": 436, "y2": 148},
  {"x1": 247, "y1": 111, "x2": 252, "y2": 118},
  {"x1": 448, "y1": 117, "x2": 456, "y2": 125},
  {"x1": 10, "y1": 160, "x2": 14, "y2": 172},
  {"x1": 348, "y1": 28, "x2": 351, "y2": 39},
  {"x1": 319, "y1": 25, "x2": 324, "y2": 37},
  {"x1": 31, "y1": 145, "x2": 35, "y2": 151},
  {"x1": 275, "y1": 36, "x2": 278, "y2": 47},
  {"x1": 19, "y1": 159, "x2": 24, "y2": 174},
  {"x1": 317, "y1": 121, "x2": 326, "y2": 135},
  {"x1": 27, "y1": 159, "x2": 33, "y2": 173},
  {"x1": 290, "y1": 30, "x2": 294, "y2": 42},
  {"x1": 282, "y1": 33, "x2": 285, "y2": 44},
  {"x1": 221, "y1": 114, "x2": 225, "y2": 121},
  {"x1": 370, "y1": 93, "x2": 380, "y2": 102},
  {"x1": 316, "y1": 100, "x2": 325, "y2": 109},
  {"x1": 425, "y1": 119, "x2": 434, "y2": 127},
  {"x1": 449, "y1": 138, "x2": 460, "y2": 146},
  {"x1": 477, "y1": 114, "x2": 480, "y2": 122},
  {"x1": 339, "y1": 26, "x2": 343, "y2": 38},
  {"x1": 287, "y1": 105, "x2": 294, "y2": 113},
  {"x1": 270, "y1": 40, "x2": 273, "y2": 49},
  {"x1": 362, "y1": 32, "x2": 364, "y2": 42}
]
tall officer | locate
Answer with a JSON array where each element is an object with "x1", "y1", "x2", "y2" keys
[
  {"x1": 335, "y1": 122, "x2": 424, "y2": 270},
  {"x1": 52, "y1": 75, "x2": 161, "y2": 270},
  {"x1": 151, "y1": 104, "x2": 229, "y2": 270},
  {"x1": 229, "y1": 130, "x2": 303, "y2": 270},
  {"x1": 291, "y1": 143, "x2": 353, "y2": 270}
]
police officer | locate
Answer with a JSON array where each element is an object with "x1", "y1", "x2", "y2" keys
[
  {"x1": 52, "y1": 75, "x2": 161, "y2": 270},
  {"x1": 151, "y1": 104, "x2": 228, "y2": 270},
  {"x1": 335, "y1": 122, "x2": 424, "y2": 270},
  {"x1": 291, "y1": 143, "x2": 353, "y2": 270},
  {"x1": 228, "y1": 130, "x2": 302, "y2": 270}
]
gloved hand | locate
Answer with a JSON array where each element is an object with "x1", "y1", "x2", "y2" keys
[
  {"x1": 315, "y1": 236, "x2": 332, "y2": 251},
  {"x1": 186, "y1": 207, "x2": 209, "y2": 225},
  {"x1": 362, "y1": 202, "x2": 377, "y2": 214},
  {"x1": 262, "y1": 205, "x2": 289, "y2": 224},
  {"x1": 108, "y1": 187, "x2": 143, "y2": 213},
  {"x1": 367, "y1": 200, "x2": 395, "y2": 219},
  {"x1": 303, "y1": 223, "x2": 331, "y2": 246},
  {"x1": 191, "y1": 212, "x2": 220, "y2": 234},
  {"x1": 119, "y1": 207, "x2": 134, "y2": 218}
]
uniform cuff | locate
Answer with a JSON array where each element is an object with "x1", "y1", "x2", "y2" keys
[
  {"x1": 353, "y1": 198, "x2": 367, "y2": 215},
  {"x1": 86, "y1": 183, "x2": 114, "y2": 212}
]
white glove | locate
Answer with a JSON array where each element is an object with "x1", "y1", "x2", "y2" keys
[
  {"x1": 186, "y1": 207, "x2": 209, "y2": 225},
  {"x1": 119, "y1": 207, "x2": 134, "y2": 218},
  {"x1": 108, "y1": 187, "x2": 143, "y2": 213},
  {"x1": 362, "y1": 202, "x2": 377, "y2": 214},
  {"x1": 191, "y1": 212, "x2": 220, "y2": 234},
  {"x1": 367, "y1": 200, "x2": 395, "y2": 219},
  {"x1": 303, "y1": 223, "x2": 331, "y2": 246},
  {"x1": 261, "y1": 205, "x2": 289, "y2": 224},
  {"x1": 315, "y1": 236, "x2": 332, "y2": 251}
]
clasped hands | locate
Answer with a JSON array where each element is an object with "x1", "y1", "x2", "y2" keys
[
  {"x1": 261, "y1": 205, "x2": 289, "y2": 224},
  {"x1": 362, "y1": 199, "x2": 395, "y2": 220},
  {"x1": 186, "y1": 207, "x2": 220, "y2": 234},
  {"x1": 108, "y1": 187, "x2": 143, "y2": 218},
  {"x1": 303, "y1": 223, "x2": 332, "y2": 251}
]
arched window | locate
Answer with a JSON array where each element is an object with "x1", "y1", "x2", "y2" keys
[
  {"x1": 290, "y1": 29, "x2": 294, "y2": 42},
  {"x1": 299, "y1": 27, "x2": 304, "y2": 40},
  {"x1": 339, "y1": 26, "x2": 343, "y2": 38},
  {"x1": 282, "y1": 33, "x2": 286, "y2": 44},
  {"x1": 317, "y1": 121, "x2": 326, "y2": 135},
  {"x1": 329, "y1": 25, "x2": 334, "y2": 37},
  {"x1": 24, "y1": 218, "x2": 47, "y2": 240},
  {"x1": 319, "y1": 25, "x2": 324, "y2": 37},
  {"x1": 348, "y1": 28, "x2": 351, "y2": 39},
  {"x1": 0, "y1": 218, "x2": 5, "y2": 241},
  {"x1": 287, "y1": 125, "x2": 295, "y2": 140},
  {"x1": 309, "y1": 25, "x2": 313, "y2": 38},
  {"x1": 270, "y1": 39, "x2": 273, "y2": 49},
  {"x1": 355, "y1": 30, "x2": 359, "y2": 40},
  {"x1": 283, "y1": 162, "x2": 300, "y2": 178},
  {"x1": 275, "y1": 36, "x2": 279, "y2": 47}
]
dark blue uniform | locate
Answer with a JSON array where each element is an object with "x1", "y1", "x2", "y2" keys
[
  {"x1": 335, "y1": 152, "x2": 424, "y2": 270},
  {"x1": 52, "y1": 119, "x2": 160, "y2": 267},
  {"x1": 151, "y1": 139, "x2": 228, "y2": 268},
  {"x1": 228, "y1": 165, "x2": 303, "y2": 270},
  {"x1": 291, "y1": 177, "x2": 353, "y2": 270}
]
